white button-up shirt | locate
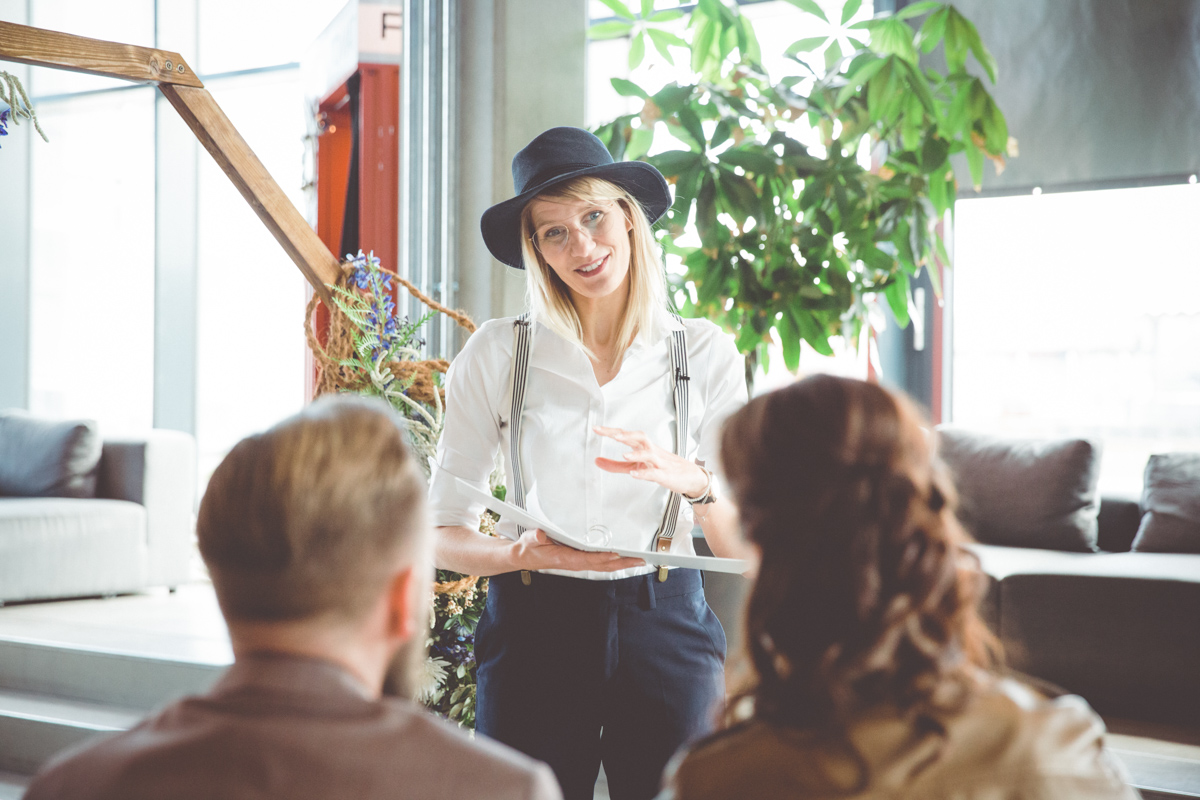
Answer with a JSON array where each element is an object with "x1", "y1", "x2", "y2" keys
[{"x1": 428, "y1": 313, "x2": 748, "y2": 580}]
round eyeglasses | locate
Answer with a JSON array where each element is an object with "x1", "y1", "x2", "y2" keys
[{"x1": 530, "y1": 203, "x2": 621, "y2": 257}]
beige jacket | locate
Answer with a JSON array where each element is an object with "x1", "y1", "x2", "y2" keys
[{"x1": 662, "y1": 675, "x2": 1139, "y2": 800}]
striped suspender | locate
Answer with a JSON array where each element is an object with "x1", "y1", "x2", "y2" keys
[
  {"x1": 506, "y1": 313, "x2": 688, "y2": 583},
  {"x1": 508, "y1": 315, "x2": 534, "y2": 584},
  {"x1": 651, "y1": 317, "x2": 690, "y2": 581}
]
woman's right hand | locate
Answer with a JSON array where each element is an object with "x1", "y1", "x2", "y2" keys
[{"x1": 512, "y1": 529, "x2": 645, "y2": 573}]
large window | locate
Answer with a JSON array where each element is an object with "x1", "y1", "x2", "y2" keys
[
  {"x1": 28, "y1": 89, "x2": 157, "y2": 432},
  {"x1": 952, "y1": 183, "x2": 1200, "y2": 493},
  {"x1": 195, "y1": 70, "x2": 312, "y2": 482},
  {"x1": 19, "y1": 0, "x2": 344, "y2": 485},
  {"x1": 26, "y1": 2, "x2": 156, "y2": 433}
]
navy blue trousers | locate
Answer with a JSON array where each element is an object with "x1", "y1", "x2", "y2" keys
[{"x1": 475, "y1": 568, "x2": 726, "y2": 800}]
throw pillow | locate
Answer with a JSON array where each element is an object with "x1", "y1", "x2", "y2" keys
[
  {"x1": 935, "y1": 427, "x2": 1102, "y2": 552},
  {"x1": 1132, "y1": 453, "x2": 1200, "y2": 554},
  {"x1": 0, "y1": 410, "x2": 102, "y2": 498}
]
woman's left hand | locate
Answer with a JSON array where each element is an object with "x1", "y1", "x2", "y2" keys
[{"x1": 593, "y1": 426, "x2": 708, "y2": 498}]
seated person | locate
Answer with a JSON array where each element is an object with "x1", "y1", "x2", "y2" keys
[
  {"x1": 25, "y1": 396, "x2": 561, "y2": 800},
  {"x1": 660, "y1": 375, "x2": 1138, "y2": 800}
]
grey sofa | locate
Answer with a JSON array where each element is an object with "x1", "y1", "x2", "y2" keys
[
  {"x1": 0, "y1": 414, "x2": 196, "y2": 604},
  {"x1": 972, "y1": 497, "x2": 1200, "y2": 729},
  {"x1": 935, "y1": 428, "x2": 1200, "y2": 731},
  {"x1": 703, "y1": 433, "x2": 1200, "y2": 734}
]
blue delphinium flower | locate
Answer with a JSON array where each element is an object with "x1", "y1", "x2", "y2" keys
[
  {"x1": 345, "y1": 249, "x2": 412, "y2": 359},
  {"x1": 0, "y1": 109, "x2": 9, "y2": 147}
]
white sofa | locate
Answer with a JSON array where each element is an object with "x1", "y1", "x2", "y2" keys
[{"x1": 0, "y1": 413, "x2": 196, "y2": 604}]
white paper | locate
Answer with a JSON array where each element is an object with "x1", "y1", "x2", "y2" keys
[{"x1": 455, "y1": 478, "x2": 751, "y2": 575}]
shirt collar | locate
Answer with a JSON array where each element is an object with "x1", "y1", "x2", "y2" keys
[{"x1": 629, "y1": 307, "x2": 685, "y2": 351}]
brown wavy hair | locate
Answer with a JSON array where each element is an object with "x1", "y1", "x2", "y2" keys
[{"x1": 721, "y1": 375, "x2": 998, "y2": 735}]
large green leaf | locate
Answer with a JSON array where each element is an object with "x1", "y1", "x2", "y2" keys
[
  {"x1": 737, "y1": 13, "x2": 762, "y2": 64},
  {"x1": 695, "y1": 174, "x2": 719, "y2": 242},
  {"x1": 869, "y1": 18, "x2": 919, "y2": 65},
  {"x1": 589, "y1": 20, "x2": 634, "y2": 41},
  {"x1": 677, "y1": 106, "x2": 708, "y2": 150},
  {"x1": 866, "y1": 57, "x2": 895, "y2": 121},
  {"x1": 792, "y1": 307, "x2": 835, "y2": 356},
  {"x1": 841, "y1": 0, "x2": 864, "y2": 25},
  {"x1": 628, "y1": 30, "x2": 647, "y2": 69},
  {"x1": 952, "y1": 7, "x2": 999, "y2": 83},
  {"x1": 824, "y1": 38, "x2": 844, "y2": 71},
  {"x1": 836, "y1": 56, "x2": 887, "y2": 107},
  {"x1": 916, "y1": 7, "x2": 949, "y2": 52},
  {"x1": 646, "y1": 28, "x2": 686, "y2": 63},
  {"x1": 896, "y1": 0, "x2": 943, "y2": 20},
  {"x1": 942, "y1": 10, "x2": 969, "y2": 72},
  {"x1": 964, "y1": 138, "x2": 984, "y2": 190},
  {"x1": 650, "y1": 149, "x2": 703, "y2": 176},
  {"x1": 778, "y1": 310, "x2": 802, "y2": 372},
  {"x1": 783, "y1": 0, "x2": 828, "y2": 23},
  {"x1": 926, "y1": 162, "x2": 951, "y2": 216},
  {"x1": 652, "y1": 83, "x2": 696, "y2": 116},
  {"x1": 626, "y1": 125, "x2": 655, "y2": 161},
  {"x1": 691, "y1": 15, "x2": 718, "y2": 73},
  {"x1": 710, "y1": 119, "x2": 732, "y2": 149},
  {"x1": 884, "y1": 271, "x2": 911, "y2": 327},
  {"x1": 719, "y1": 147, "x2": 779, "y2": 175},
  {"x1": 979, "y1": 90, "x2": 1008, "y2": 154},
  {"x1": 919, "y1": 132, "x2": 950, "y2": 173},
  {"x1": 785, "y1": 36, "x2": 827, "y2": 59},
  {"x1": 610, "y1": 77, "x2": 648, "y2": 99},
  {"x1": 717, "y1": 169, "x2": 760, "y2": 219},
  {"x1": 648, "y1": 9, "x2": 685, "y2": 22}
]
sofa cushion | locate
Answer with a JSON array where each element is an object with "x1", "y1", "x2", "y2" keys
[
  {"x1": 992, "y1": 553, "x2": 1200, "y2": 727},
  {"x1": 0, "y1": 410, "x2": 102, "y2": 498},
  {"x1": 1132, "y1": 453, "x2": 1200, "y2": 554},
  {"x1": 936, "y1": 427, "x2": 1102, "y2": 552},
  {"x1": 0, "y1": 498, "x2": 148, "y2": 602},
  {"x1": 967, "y1": 544, "x2": 1200, "y2": 727}
]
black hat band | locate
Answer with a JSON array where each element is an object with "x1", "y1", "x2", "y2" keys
[{"x1": 523, "y1": 163, "x2": 597, "y2": 193}]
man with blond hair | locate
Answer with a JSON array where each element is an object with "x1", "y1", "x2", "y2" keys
[{"x1": 26, "y1": 396, "x2": 561, "y2": 800}]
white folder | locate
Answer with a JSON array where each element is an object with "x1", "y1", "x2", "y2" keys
[{"x1": 454, "y1": 478, "x2": 751, "y2": 575}]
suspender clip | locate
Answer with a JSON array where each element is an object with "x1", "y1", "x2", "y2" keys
[
  {"x1": 521, "y1": 570, "x2": 532, "y2": 586},
  {"x1": 656, "y1": 539, "x2": 671, "y2": 582}
]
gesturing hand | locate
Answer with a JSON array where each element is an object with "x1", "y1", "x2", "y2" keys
[
  {"x1": 513, "y1": 529, "x2": 645, "y2": 573},
  {"x1": 593, "y1": 425, "x2": 709, "y2": 498}
]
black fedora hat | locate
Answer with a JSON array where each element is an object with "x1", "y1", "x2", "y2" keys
[{"x1": 481, "y1": 126, "x2": 672, "y2": 269}]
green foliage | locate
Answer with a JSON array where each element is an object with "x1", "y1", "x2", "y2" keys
[
  {"x1": 590, "y1": 1, "x2": 1011, "y2": 374},
  {"x1": 0, "y1": 70, "x2": 49, "y2": 144},
  {"x1": 330, "y1": 254, "x2": 488, "y2": 729}
]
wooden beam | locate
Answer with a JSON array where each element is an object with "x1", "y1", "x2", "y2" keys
[
  {"x1": 0, "y1": 20, "x2": 203, "y2": 87},
  {"x1": 0, "y1": 21, "x2": 339, "y2": 304},
  {"x1": 159, "y1": 83, "x2": 340, "y2": 306}
]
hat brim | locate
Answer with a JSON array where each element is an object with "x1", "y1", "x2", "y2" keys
[{"x1": 480, "y1": 160, "x2": 672, "y2": 269}]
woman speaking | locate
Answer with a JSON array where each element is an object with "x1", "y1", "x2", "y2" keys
[{"x1": 427, "y1": 127, "x2": 748, "y2": 800}]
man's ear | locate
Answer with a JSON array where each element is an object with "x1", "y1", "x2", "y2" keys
[{"x1": 385, "y1": 564, "x2": 421, "y2": 643}]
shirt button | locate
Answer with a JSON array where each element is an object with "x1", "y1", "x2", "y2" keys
[{"x1": 585, "y1": 524, "x2": 612, "y2": 547}]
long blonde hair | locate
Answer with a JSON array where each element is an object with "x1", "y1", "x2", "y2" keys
[{"x1": 519, "y1": 176, "x2": 671, "y2": 366}]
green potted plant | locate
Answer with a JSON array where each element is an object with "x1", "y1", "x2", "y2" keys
[{"x1": 591, "y1": 0, "x2": 1012, "y2": 381}]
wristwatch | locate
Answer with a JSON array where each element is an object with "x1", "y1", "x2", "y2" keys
[{"x1": 685, "y1": 466, "x2": 717, "y2": 505}]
